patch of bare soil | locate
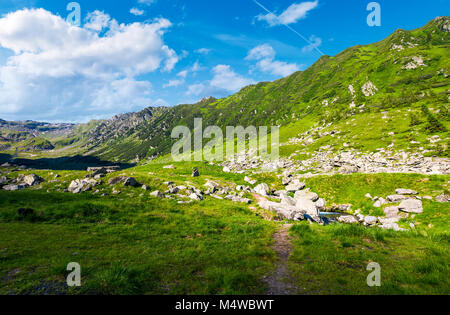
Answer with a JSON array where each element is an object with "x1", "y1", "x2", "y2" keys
[{"x1": 264, "y1": 223, "x2": 300, "y2": 295}]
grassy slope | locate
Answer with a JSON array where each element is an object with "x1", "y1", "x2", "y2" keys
[
  {"x1": 0, "y1": 163, "x2": 448, "y2": 294},
  {"x1": 4, "y1": 17, "x2": 446, "y2": 163}
]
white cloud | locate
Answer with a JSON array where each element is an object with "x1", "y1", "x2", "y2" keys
[
  {"x1": 210, "y1": 65, "x2": 254, "y2": 92},
  {"x1": 130, "y1": 8, "x2": 145, "y2": 16},
  {"x1": 257, "y1": 1, "x2": 319, "y2": 26},
  {"x1": 163, "y1": 70, "x2": 187, "y2": 88},
  {"x1": 84, "y1": 10, "x2": 111, "y2": 32},
  {"x1": 177, "y1": 70, "x2": 188, "y2": 78},
  {"x1": 138, "y1": 0, "x2": 156, "y2": 6},
  {"x1": 301, "y1": 35, "x2": 322, "y2": 53},
  {"x1": 246, "y1": 44, "x2": 276, "y2": 60},
  {"x1": 163, "y1": 62, "x2": 203, "y2": 88},
  {"x1": 186, "y1": 65, "x2": 254, "y2": 98},
  {"x1": 0, "y1": 8, "x2": 179, "y2": 122},
  {"x1": 186, "y1": 83, "x2": 206, "y2": 96},
  {"x1": 246, "y1": 44, "x2": 300, "y2": 77},
  {"x1": 195, "y1": 48, "x2": 211, "y2": 54}
]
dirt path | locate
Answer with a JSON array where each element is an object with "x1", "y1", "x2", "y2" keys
[
  {"x1": 251, "y1": 193, "x2": 300, "y2": 295},
  {"x1": 264, "y1": 223, "x2": 299, "y2": 295}
]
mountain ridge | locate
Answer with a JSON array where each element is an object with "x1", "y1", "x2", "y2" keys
[{"x1": 1, "y1": 16, "x2": 449, "y2": 164}]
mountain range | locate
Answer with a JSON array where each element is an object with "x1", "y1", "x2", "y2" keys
[{"x1": 0, "y1": 16, "x2": 449, "y2": 165}]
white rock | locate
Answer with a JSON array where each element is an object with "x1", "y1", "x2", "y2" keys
[
  {"x1": 399, "y1": 199, "x2": 423, "y2": 213},
  {"x1": 254, "y1": 183, "x2": 270, "y2": 196}
]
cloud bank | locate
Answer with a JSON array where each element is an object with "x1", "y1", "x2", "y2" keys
[{"x1": 0, "y1": 8, "x2": 178, "y2": 122}]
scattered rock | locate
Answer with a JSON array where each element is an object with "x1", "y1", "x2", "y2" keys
[
  {"x1": 399, "y1": 199, "x2": 423, "y2": 214},
  {"x1": 254, "y1": 183, "x2": 270, "y2": 196},
  {"x1": 315, "y1": 198, "x2": 326, "y2": 210},
  {"x1": 192, "y1": 168, "x2": 200, "y2": 177},
  {"x1": 23, "y1": 174, "x2": 43, "y2": 186},
  {"x1": 339, "y1": 165, "x2": 359, "y2": 174},
  {"x1": 331, "y1": 204, "x2": 352, "y2": 212},
  {"x1": 280, "y1": 192, "x2": 296, "y2": 206},
  {"x1": 338, "y1": 215, "x2": 359, "y2": 224},
  {"x1": 387, "y1": 195, "x2": 409, "y2": 203},
  {"x1": 123, "y1": 177, "x2": 139, "y2": 187},
  {"x1": 364, "y1": 216, "x2": 378, "y2": 225},
  {"x1": 435, "y1": 194, "x2": 449, "y2": 203},
  {"x1": 68, "y1": 179, "x2": 100, "y2": 194},
  {"x1": 295, "y1": 198, "x2": 319, "y2": 217},
  {"x1": 225, "y1": 195, "x2": 251, "y2": 204},
  {"x1": 396, "y1": 188, "x2": 418, "y2": 195},
  {"x1": 108, "y1": 176, "x2": 127, "y2": 185},
  {"x1": 384, "y1": 206, "x2": 399, "y2": 218},
  {"x1": 189, "y1": 193, "x2": 203, "y2": 201},
  {"x1": 163, "y1": 165, "x2": 175, "y2": 169},
  {"x1": 285, "y1": 179, "x2": 305, "y2": 192},
  {"x1": 244, "y1": 176, "x2": 257, "y2": 185},
  {"x1": 3, "y1": 184, "x2": 26, "y2": 191},
  {"x1": 294, "y1": 189, "x2": 319, "y2": 202},
  {"x1": 150, "y1": 190, "x2": 165, "y2": 198}
]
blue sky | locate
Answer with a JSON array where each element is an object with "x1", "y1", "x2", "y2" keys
[{"x1": 0, "y1": 0, "x2": 448, "y2": 122}]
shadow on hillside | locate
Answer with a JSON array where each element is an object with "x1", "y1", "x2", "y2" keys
[{"x1": 1, "y1": 153, "x2": 135, "y2": 171}]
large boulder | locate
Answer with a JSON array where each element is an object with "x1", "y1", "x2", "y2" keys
[
  {"x1": 123, "y1": 177, "x2": 139, "y2": 187},
  {"x1": 68, "y1": 179, "x2": 99, "y2": 194},
  {"x1": 280, "y1": 192, "x2": 296, "y2": 206},
  {"x1": 295, "y1": 198, "x2": 319, "y2": 217},
  {"x1": 315, "y1": 198, "x2": 326, "y2": 210},
  {"x1": 396, "y1": 189, "x2": 418, "y2": 195},
  {"x1": 189, "y1": 193, "x2": 203, "y2": 201},
  {"x1": 254, "y1": 183, "x2": 270, "y2": 196},
  {"x1": 23, "y1": 174, "x2": 43, "y2": 186},
  {"x1": 398, "y1": 199, "x2": 423, "y2": 213},
  {"x1": 387, "y1": 195, "x2": 409, "y2": 203},
  {"x1": 294, "y1": 189, "x2": 319, "y2": 202},
  {"x1": 2, "y1": 184, "x2": 26, "y2": 191},
  {"x1": 338, "y1": 215, "x2": 359, "y2": 224},
  {"x1": 364, "y1": 216, "x2": 378, "y2": 225},
  {"x1": 150, "y1": 190, "x2": 165, "y2": 198},
  {"x1": 257, "y1": 199, "x2": 306, "y2": 221},
  {"x1": 285, "y1": 179, "x2": 305, "y2": 192},
  {"x1": 384, "y1": 206, "x2": 399, "y2": 218}
]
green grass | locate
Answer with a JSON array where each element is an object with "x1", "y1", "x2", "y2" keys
[
  {"x1": 289, "y1": 222, "x2": 449, "y2": 295},
  {"x1": 0, "y1": 190, "x2": 276, "y2": 295}
]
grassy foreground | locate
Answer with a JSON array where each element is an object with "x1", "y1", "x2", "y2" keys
[{"x1": 0, "y1": 164, "x2": 448, "y2": 295}]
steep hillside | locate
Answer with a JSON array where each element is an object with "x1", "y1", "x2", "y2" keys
[{"x1": 1, "y1": 17, "x2": 449, "y2": 164}]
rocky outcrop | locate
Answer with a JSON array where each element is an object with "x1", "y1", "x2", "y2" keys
[
  {"x1": 68, "y1": 178, "x2": 100, "y2": 194},
  {"x1": 23, "y1": 174, "x2": 43, "y2": 186}
]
